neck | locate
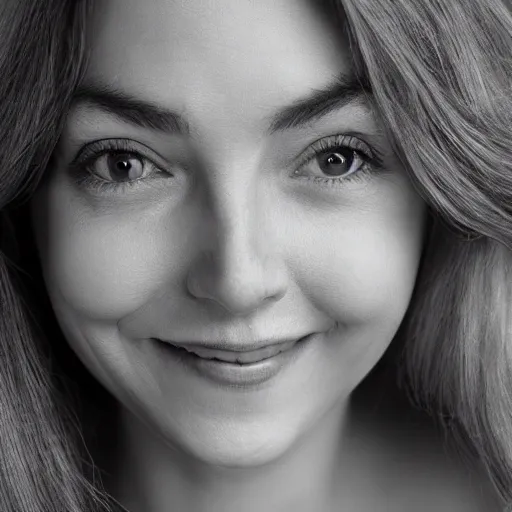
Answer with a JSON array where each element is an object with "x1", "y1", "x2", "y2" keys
[{"x1": 103, "y1": 399, "x2": 371, "y2": 512}]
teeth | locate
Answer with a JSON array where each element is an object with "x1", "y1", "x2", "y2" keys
[{"x1": 180, "y1": 340, "x2": 297, "y2": 364}]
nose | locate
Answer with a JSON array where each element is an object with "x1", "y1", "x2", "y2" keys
[{"x1": 186, "y1": 183, "x2": 288, "y2": 316}]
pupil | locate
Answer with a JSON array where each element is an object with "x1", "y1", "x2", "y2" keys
[
  {"x1": 117, "y1": 160, "x2": 131, "y2": 170},
  {"x1": 319, "y1": 149, "x2": 353, "y2": 177},
  {"x1": 107, "y1": 153, "x2": 140, "y2": 181}
]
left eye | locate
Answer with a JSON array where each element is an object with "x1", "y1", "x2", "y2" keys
[{"x1": 308, "y1": 147, "x2": 365, "y2": 179}]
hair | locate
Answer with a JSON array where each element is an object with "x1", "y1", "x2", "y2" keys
[
  {"x1": 339, "y1": 0, "x2": 512, "y2": 501},
  {"x1": 0, "y1": 1, "x2": 119, "y2": 511},
  {"x1": 0, "y1": 0, "x2": 511, "y2": 510}
]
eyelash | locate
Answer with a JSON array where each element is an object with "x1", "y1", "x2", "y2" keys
[
  {"x1": 68, "y1": 139, "x2": 168, "y2": 195},
  {"x1": 293, "y1": 134, "x2": 385, "y2": 187},
  {"x1": 68, "y1": 135, "x2": 385, "y2": 195}
]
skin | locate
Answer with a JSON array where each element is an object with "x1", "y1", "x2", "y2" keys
[{"x1": 29, "y1": 0, "x2": 494, "y2": 510}]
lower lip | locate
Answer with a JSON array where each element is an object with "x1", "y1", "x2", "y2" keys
[{"x1": 153, "y1": 335, "x2": 315, "y2": 388}]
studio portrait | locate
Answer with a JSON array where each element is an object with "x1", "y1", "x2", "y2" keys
[{"x1": 0, "y1": 1, "x2": 511, "y2": 511}]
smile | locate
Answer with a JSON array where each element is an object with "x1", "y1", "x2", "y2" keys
[
  {"x1": 166, "y1": 339, "x2": 299, "y2": 364},
  {"x1": 152, "y1": 334, "x2": 316, "y2": 387}
]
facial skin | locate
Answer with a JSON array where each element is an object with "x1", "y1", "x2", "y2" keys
[{"x1": 30, "y1": 0, "x2": 427, "y2": 510}]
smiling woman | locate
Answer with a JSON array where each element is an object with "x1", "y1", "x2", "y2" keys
[{"x1": 0, "y1": 0, "x2": 511, "y2": 511}]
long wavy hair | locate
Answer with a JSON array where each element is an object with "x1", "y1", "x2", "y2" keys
[
  {"x1": 0, "y1": 0, "x2": 511, "y2": 510},
  {"x1": 340, "y1": 0, "x2": 512, "y2": 501}
]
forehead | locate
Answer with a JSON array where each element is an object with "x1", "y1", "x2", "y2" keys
[{"x1": 86, "y1": 0, "x2": 351, "y2": 132}]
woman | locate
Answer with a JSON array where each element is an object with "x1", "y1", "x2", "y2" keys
[{"x1": 1, "y1": 0, "x2": 511, "y2": 510}]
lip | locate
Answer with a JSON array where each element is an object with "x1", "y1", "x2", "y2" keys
[
  {"x1": 156, "y1": 337, "x2": 307, "y2": 364},
  {"x1": 152, "y1": 333, "x2": 315, "y2": 387}
]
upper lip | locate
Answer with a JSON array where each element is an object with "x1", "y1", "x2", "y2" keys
[{"x1": 155, "y1": 334, "x2": 311, "y2": 353}]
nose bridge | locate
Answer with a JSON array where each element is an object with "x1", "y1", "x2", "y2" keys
[
  {"x1": 204, "y1": 146, "x2": 266, "y2": 258},
  {"x1": 186, "y1": 154, "x2": 288, "y2": 315},
  {"x1": 214, "y1": 175, "x2": 259, "y2": 262}
]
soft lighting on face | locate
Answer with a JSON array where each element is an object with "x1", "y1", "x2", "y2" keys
[{"x1": 30, "y1": 0, "x2": 426, "y2": 469}]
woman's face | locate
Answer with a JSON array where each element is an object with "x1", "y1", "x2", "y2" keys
[{"x1": 31, "y1": 0, "x2": 426, "y2": 466}]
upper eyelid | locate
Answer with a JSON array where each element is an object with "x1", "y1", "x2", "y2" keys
[
  {"x1": 318, "y1": 135, "x2": 373, "y2": 155},
  {"x1": 71, "y1": 138, "x2": 169, "y2": 168}
]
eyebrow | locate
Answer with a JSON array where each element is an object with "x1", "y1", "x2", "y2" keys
[
  {"x1": 267, "y1": 73, "x2": 372, "y2": 132},
  {"x1": 72, "y1": 83, "x2": 190, "y2": 135},
  {"x1": 72, "y1": 72, "x2": 372, "y2": 136}
]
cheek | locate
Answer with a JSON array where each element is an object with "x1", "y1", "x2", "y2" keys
[
  {"x1": 292, "y1": 193, "x2": 425, "y2": 330},
  {"x1": 31, "y1": 168, "x2": 425, "y2": 334},
  {"x1": 30, "y1": 182, "x2": 181, "y2": 320}
]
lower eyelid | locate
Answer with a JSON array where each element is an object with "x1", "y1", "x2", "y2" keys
[{"x1": 291, "y1": 154, "x2": 379, "y2": 189}]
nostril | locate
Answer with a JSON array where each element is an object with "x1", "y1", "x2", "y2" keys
[
  {"x1": 185, "y1": 253, "x2": 288, "y2": 315},
  {"x1": 184, "y1": 207, "x2": 292, "y2": 307}
]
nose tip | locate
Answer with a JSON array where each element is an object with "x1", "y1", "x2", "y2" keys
[{"x1": 186, "y1": 251, "x2": 288, "y2": 316}]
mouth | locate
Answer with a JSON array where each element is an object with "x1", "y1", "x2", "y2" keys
[
  {"x1": 151, "y1": 334, "x2": 316, "y2": 387},
  {"x1": 155, "y1": 336, "x2": 310, "y2": 365}
]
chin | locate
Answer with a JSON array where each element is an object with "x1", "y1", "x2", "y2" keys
[
  {"x1": 162, "y1": 421, "x2": 299, "y2": 469},
  {"x1": 186, "y1": 441, "x2": 292, "y2": 469}
]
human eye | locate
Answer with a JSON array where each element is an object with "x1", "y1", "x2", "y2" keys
[
  {"x1": 67, "y1": 138, "x2": 173, "y2": 195},
  {"x1": 292, "y1": 134, "x2": 385, "y2": 188}
]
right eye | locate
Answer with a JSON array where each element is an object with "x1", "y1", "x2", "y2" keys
[
  {"x1": 68, "y1": 138, "x2": 174, "y2": 195},
  {"x1": 89, "y1": 151, "x2": 159, "y2": 183}
]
